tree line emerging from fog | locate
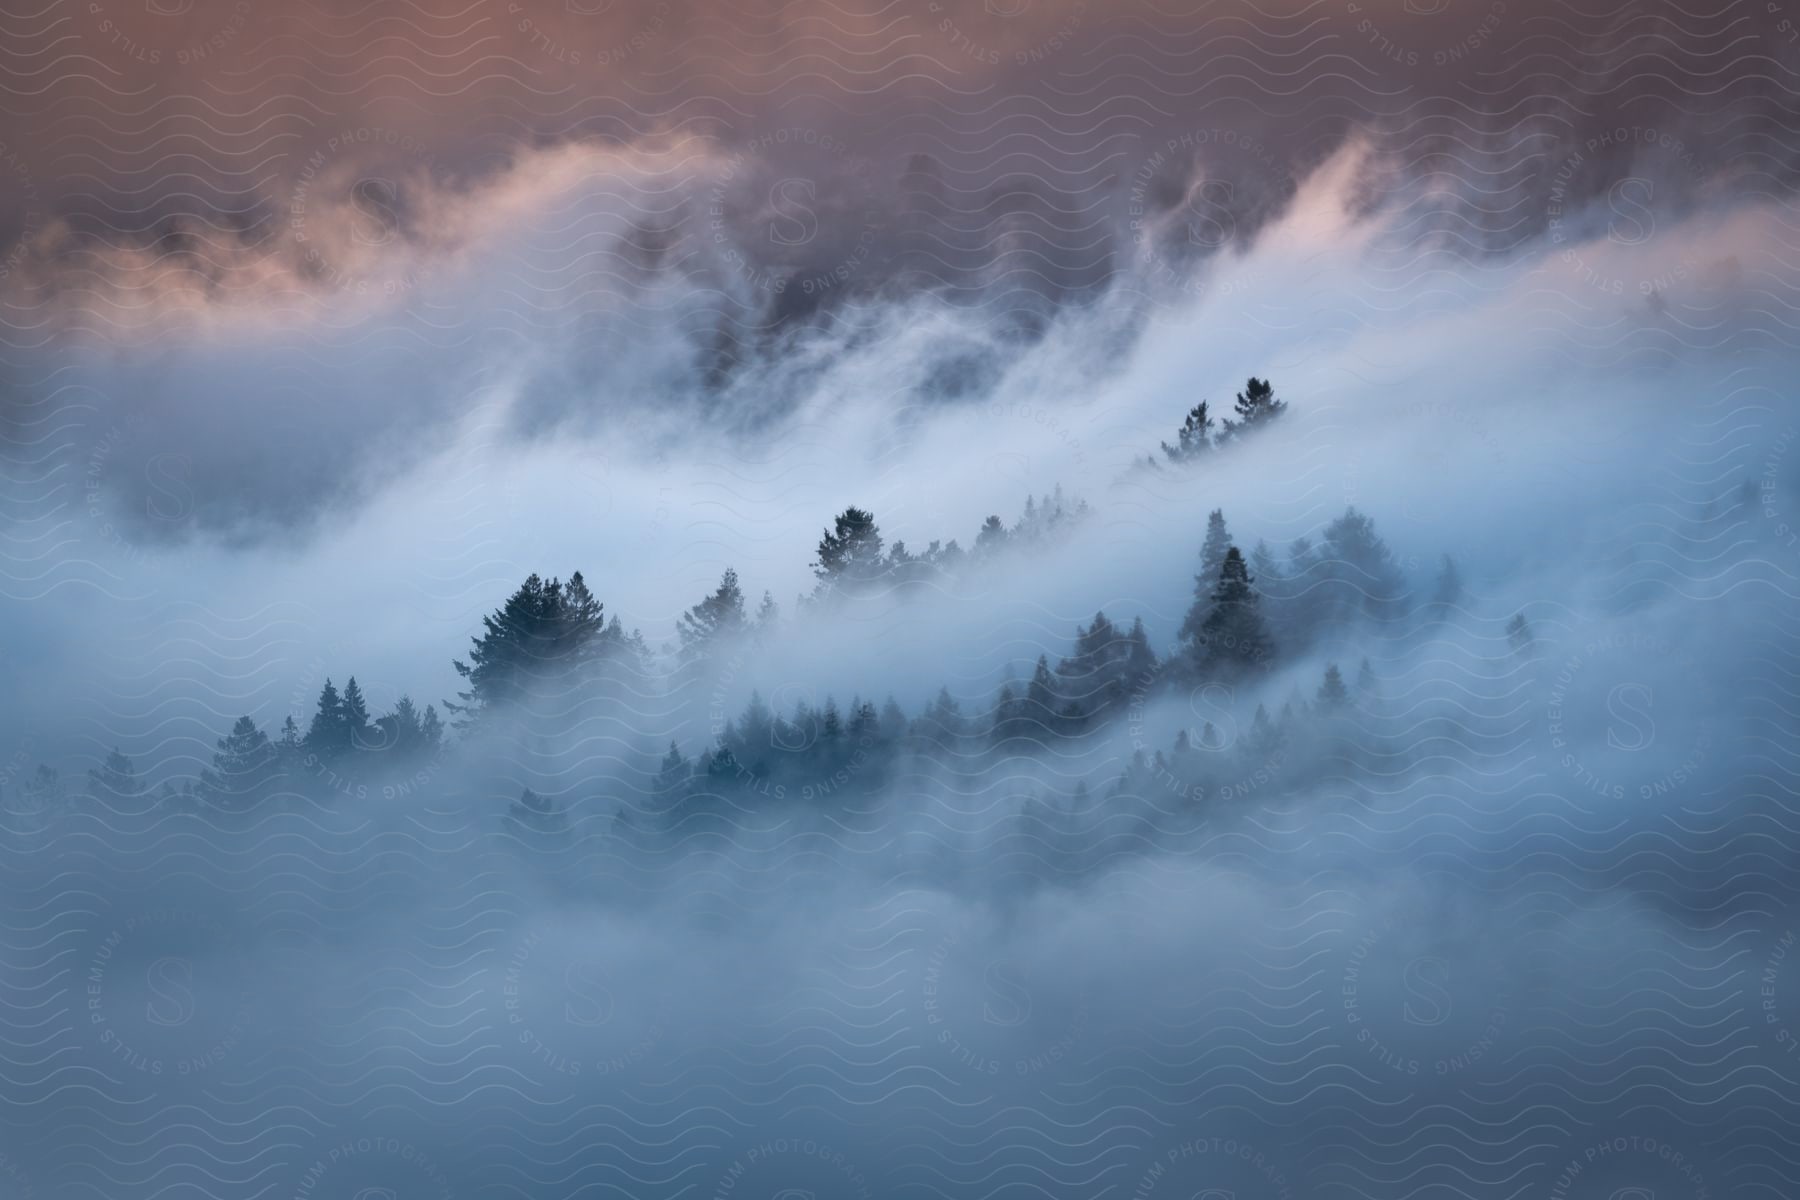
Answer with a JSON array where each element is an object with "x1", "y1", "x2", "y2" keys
[{"x1": 7, "y1": 380, "x2": 1539, "y2": 869}]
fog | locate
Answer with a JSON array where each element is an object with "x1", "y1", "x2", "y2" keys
[{"x1": 3, "y1": 6, "x2": 1800, "y2": 1196}]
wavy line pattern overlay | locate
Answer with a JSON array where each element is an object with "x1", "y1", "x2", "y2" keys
[{"x1": 2, "y1": 1, "x2": 1799, "y2": 1198}]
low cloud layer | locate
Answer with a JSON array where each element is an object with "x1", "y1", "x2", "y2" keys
[{"x1": 3, "y1": 2, "x2": 1799, "y2": 1198}]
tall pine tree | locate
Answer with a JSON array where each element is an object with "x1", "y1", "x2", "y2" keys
[
  {"x1": 305, "y1": 679, "x2": 349, "y2": 760},
  {"x1": 341, "y1": 677, "x2": 372, "y2": 751},
  {"x1": 203, "y1": 716, "x2": 279, "y2": 811},
  {"x1": 1178, "y1": 511, "x2": 1235, "y2": 663},
  {"x1": 448, "y1": 571, "x2": 616, "y2": 729},
  {"x1": 678, "y1": 568, "x2": 748, "y2": 668},
  {"x1": 812, "y1": 507, "x2": 886, "y2": 600},
  {"x1": 1161, "y1": 401, "x2": 1215, "y2": 464},
  {"x1": 1218, "y1": 377, "x2": 1287, "y2": 442},
  {"x1": 1187, "y1": 547, "x2": 1274, "y2": 678}
]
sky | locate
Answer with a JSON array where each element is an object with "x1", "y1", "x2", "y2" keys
[{"x1": 2, "y1": 0, "x2": 1800, "y2": 1197}]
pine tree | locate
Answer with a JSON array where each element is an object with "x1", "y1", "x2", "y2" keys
[
  {"x1": 848, "y1": 699, "x2": 879, "y2": 743},
  {"x1": 812, "y1": 507, "x2": 885, "y2": 599},
  {"x1": 1178, "y1": 510, "x2": 1235, "y2": 657},
  {"x1": 986, "y1": 672, "x2": 1029, "y2": 744},
  {"x1": 1056, "y1": 612, "x2": 1117, "y2": 724},
  {"x1": 275, "y1": 716, "x2": 303, "y2": 767},
  {"x1": 654, "y1": 742, "x2": 690, "y2": 797},
  {"x1": 87, "y1": 749, "x2": 143, "y2": 804},
  {"x1": 1287, "y1": 535, "x2": 1318, "y2": 580},
  {"x1": 1056, "y1": 612, "x2": 1157, "y2": 726},
  {"x1": 557, "y1": 572, "x2": 609, "y2": 665},
  {"x1": 1218, "y1": 377, "x2": 1287, "y2": 442},
  {"x1": 1284, "y1": 536, "x2": 1323, "y2": 638},
  {"x1": 1199, "y1": 509, "x2": 1233, "y2": 590},
  {"x1": 731, "y1": 692, "x2": 777, "y2": 776},
  {"x1": 646, "y1": 742, "x2": 693, "y2": 829},
  {"x1": 448, "y1": 572, "x2": 615, "y2": 728},
  {"x1": 504, "y1": 787, "x2": 569, "y2": 837},
  {"x1": 203, "y1": 716, "x2": 278, "y2": 810},
  {"x1": 678, "y1": 568, "x2": 748, "y2": 667},
  {"x1": 419, "y1": 705, "x2": 445, "y2": 751},
  {"x1": 15, "y1": 765, "x2": 64, "y2": 827},
  {"x1": 1161, "y1": 401, "x2": 1216, "y2": 464},
  {"x1": 607, "y1": 616, "x2": 652, "y2": 678},
  {"x1": 377, "y1": 695, "x2": 427, "y2": 756},
  {"x1": 754, "y1": 591, "x2": 780, "y2": 641},
  {"x1": 879, "y1": 697, "x2": 908, "y2": 743},
  {"x1": 973, "y1": 514, "x2": 1009, "y2": 559},
  {"x1": 704, "y1": 744, "x2": 742, "y2": 781},
  {"x1": 341, "y1": 677, "x2": 372, "y2": 751},
  {"x1": 1192, "y1": 547, "x2": 1275, "y2": 678},
  {"x1": 1316, "y1": 663, "x2": 1349, "y2": 711},
  {"x1": 916, "y1": 687, "x2": 965, "y2": 751},
  {"x1": 1317, "y1": 507, "x2": 1407, "y2": 623},
  {"x1": 1022, "y1": 655, "x2": 1062, "y2": 738},
  {"x1": 305, "y1": 679, "x2": 348, "y2": 760},
  {"x1": 990, "y1": 679, "x2": 1021, "y2": 745},
  {"x1": 1124, "y1": 617, "x2": 1157, "y2": 694}
]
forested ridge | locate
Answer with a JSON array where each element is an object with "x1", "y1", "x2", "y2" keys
[{"x1": 11, "y1": 381, "x2": 1526, "y2": 872}]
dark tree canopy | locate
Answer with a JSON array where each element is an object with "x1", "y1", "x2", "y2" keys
[
  {"x1": 341, "y1": 677, "x2": 372, "y2": 750},
  {"x1": 1179, "y1": 510, "x2": 1234, "y2": 656},
  {"x1": 305, "y1": 679, "x2": 348, "y2": 759},
  {"x1": 88, "y1": 749, "x2": 143, "y2": 801},
  {"x1": 812, "y1": 507, "x2": 886, "y2": 598},
  {"x1": 1153, "y1": 378, "x2": 1289, "y2": 464},
  {"x1": 203, "y1": 716, "x2": 279, "y2": 809},
  {"x1": 1056, "y1": 612, "x2": 1156, "y2": 725},
  {"x1": 1161, "y1": 400, "x2": 1215, "y2": 464},
  {"x1": 1199, "y1": 508, "x2": 1232, "y2": 587},
  {"x1": 1219, "y1": 376, "x2": 1287, "y2": 441},
  {"x1": 1184, "y1": 546, "x2": 1274, "y2": 678},
  {"x1": 1317, "y1": 663, "x2": 1349, "y2": 710},
  {"x1": 679, "y1": 567, "x2": 749, "y2": 666},
  {"x1": 974, "y1": 514, "x2": 1009, "y2": 558},
  {"x1": 448, "y1": 571, "x2": 616, "y2": 727}
]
